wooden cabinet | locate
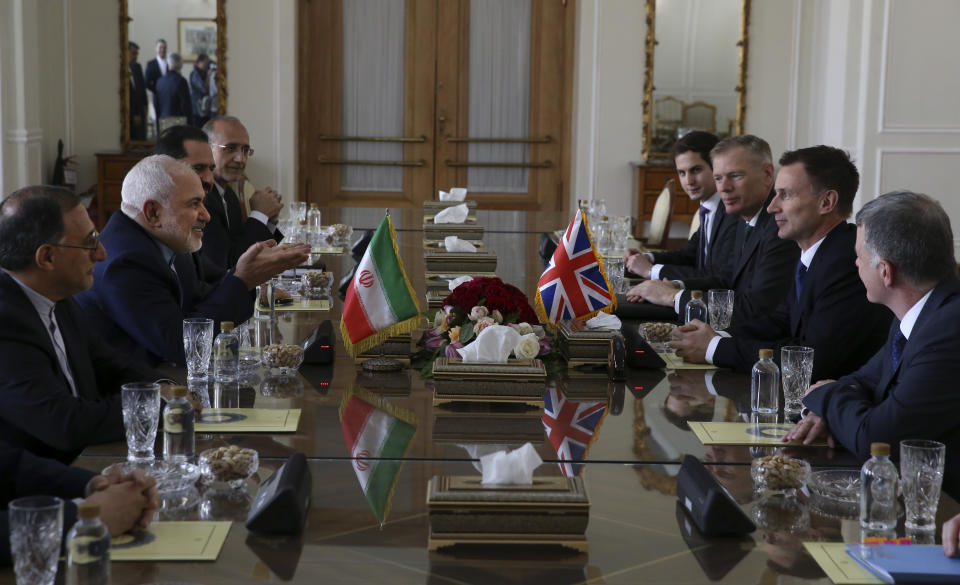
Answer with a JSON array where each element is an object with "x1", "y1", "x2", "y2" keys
[
  {"x1": 630, "y1": 161, "x2": 699, "y2": 239},
  {"x1": 95, "y1": 152, "x2": 148, "y2": 229}
]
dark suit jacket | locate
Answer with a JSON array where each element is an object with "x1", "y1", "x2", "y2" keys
[
  {"x1": 651, "y1": 199, "x2": 739, "y2": 281},
  {"x1": 75, "y1": 212, "x2": 253, "y2": 366},
  {"x1": 202, "y1": 184, "x2": 282, "y2": 270},
  {"x1": 155, "y1": 70, "x2": 193, "y2": 125},
  {"x1": 0, "y1": 272, "x2": 159, "y2": 463},
  {"x1": 0, "y1": 443, "x2": 96, "y2": 565},
  {"x1": 129, "y1": 62, "x2": 148, "y2": 140},
  {"x1": 712, "y1": 222, "x2": 892, "y2": 379},
  {"x1": 679, "y1": 192, "x2": 799, "y2": 326},
  {"x1": 144, "y1": 57, "x2": 163, "y2": 94},
  {"x1": 804, "y1": 277, "x2": 960, "y2": 497}
]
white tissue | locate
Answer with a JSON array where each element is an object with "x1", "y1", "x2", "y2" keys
[
  {"x1": 433, "y1": 203, "x2": 469, "y2": 224},
  {"x1": 444, "y1": 235, "x2": 477, "y2": 253},
  {"x1": 457, "y1": 324, "x2": 521, "y2": 363},
  {"x1": 586, "y1": 312, "x2": 622, "y2": 330},
  {"x1": 480, "y1": 443, "x2": 542, "y2": 485},
  {"x1": 448, "y1": 275, "x2": 474, "y2": 291},
  {"x1": 438, "y1": 188, "x2": 467, "y2": 202}
]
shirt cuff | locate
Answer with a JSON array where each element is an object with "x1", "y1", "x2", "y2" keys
[
  {"x1": 248, "y1": 210, "x2": 271, "y2": 230},
  {"x1": 704, "y1": 335, "x2": 724, "y2": 364},
  {"x1": 673, "y1": 290, "x2": 684, "y2": 314},
  {"x1": 650, "y1": 264, "x2": 664, "y2": 280},
  {"x1": 644, "y1": 252, "x2": 654, "y2": 261}
]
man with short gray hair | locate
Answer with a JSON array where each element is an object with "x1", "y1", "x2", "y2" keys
[
  {"x1": 77, "y1": 155, "x2": 310, "y2": 366},
  {"x1": 785, "y1": 190, "x2": 960, "y2": 497},
  {"x1": 155, "y1": 52, "x2": 193, "y2": 126}
]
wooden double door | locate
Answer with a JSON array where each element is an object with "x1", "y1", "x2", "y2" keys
[{"x1": 297, "y1": 0, "x2": 574, "y2": 212}]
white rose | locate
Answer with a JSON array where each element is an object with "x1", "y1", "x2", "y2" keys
[
  {"x1": 514, "y1": 322, "x2": 534, "y2": 335},
  {"x1": 514, "y1": 333, "x2": 540, "y2": 360}
]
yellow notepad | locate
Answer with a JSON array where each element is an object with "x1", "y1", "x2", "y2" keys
[
  {"x1": 273, "y1": 298, "x2": 331, "y2": 312},
  {"x1": 659, "y1": 352, "x2": 719, "y2": 370},
  {"x1": 803, "y1": 543, "x2": 884, "y2": 584},
  {"x1": 311, "y1": 246, "x2": 343, "y2": 254},
  {"x1": 196, "y1": 408, "x2": 301, "y2": 433},
  {"x1": 689, "y1": 421, "x2": 827, "y2": 446},
  {"x1": 111, "y1": 521, "x2": 231, "y2": 562}
]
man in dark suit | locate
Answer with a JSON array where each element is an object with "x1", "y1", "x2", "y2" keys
[
  {"x1": 201, "y1": 116, "x2": 285, "y2": 270},
  {"x1": 0, "y1": 187, "x2": 167, "y2": 462},
  {"x1": 0, "y1": 443, "x2": 159, "y2": 566},
  {"x1": 785, "y1": 191, "x2": 960, "y2": 496},
  {"x1": 669, "y1": 146, "x2": 891, "y2": 381},
  {"x1": 144, "y1": 38, "x2": 167, "y2": 133},
  {"x1": 76, "y1": 155, "x2": 309, "y2": 366},
  {"x1": 625, "y1": 131, "x2": 738, "y2": 281},
  {"x1": 155, "y1": 53, "x2": 193, "y2": 127},
  {"x1": 627, "y1": 135, "x2": 799, "y2": 326},
  {"x1": 128, "y1": 42, "x2": 148, "y2": 141}
]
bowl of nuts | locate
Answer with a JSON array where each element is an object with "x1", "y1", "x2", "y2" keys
[
  {"x1": 751, "y1": 454, "x2": 810, "y2": 494},
  {"x1": 198, "y1": 446, "x2": 259, "y2": 489},
  {"x1": 262, "y1": 344, "x2": 304, "y2": 378},
  {"x1": 301, "y1": 271, "x2": 334, "y2": 300},
  {"x1": 639, "y1": 321, "x2": 675, "y2": 352},
  {"x1": 328, "y1": 223, "x2": 353, "y2": 246}
]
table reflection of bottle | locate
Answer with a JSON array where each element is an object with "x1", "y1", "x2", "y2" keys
[{"x1": 213, "y1": 380, "x2": 240, "y2": 409}]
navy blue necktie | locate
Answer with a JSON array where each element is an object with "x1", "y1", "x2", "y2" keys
[
  {"x1": 890, "y1": 329, "x2": 907, "y2": 372},
  {"x1": 795, "y1": 261, "x2": 807, "y2": 300},
  {"x1": 697, "y1": 206, "x2": 711, "y2": 269}
]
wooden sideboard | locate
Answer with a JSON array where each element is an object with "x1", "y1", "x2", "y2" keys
[
  {"x1": 95, "y1": 151, "x2": 148, "y2": 229},
  {"x1": 630, "y1": 161, "x2": 698, "y2": 239}
]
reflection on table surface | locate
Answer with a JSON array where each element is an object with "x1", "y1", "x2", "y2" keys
[{"x1": 9, "y1": 459, "x2": 949, "y2": 585}]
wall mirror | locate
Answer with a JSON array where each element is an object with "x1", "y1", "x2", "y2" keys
[
  {"x1": 120, "y1": 0, "x2": 227, "y2": 150},
  {"x1": 642, "y1": 0, "x2": 750, "y2": 160}
]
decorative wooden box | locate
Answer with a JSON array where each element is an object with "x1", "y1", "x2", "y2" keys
[
  {"x1": 432, "y1": 404, "x2": 545, "y2": 444},
  {"x1": 427, "y1": 475, "x2": 589, "y2": 552},
  {"x1": 425, "y1": 272, "x2": 498, "y2": 293},
  {"x1": 425, "y1": 238, "x2": 484, "y2": 251},
  {"x1": 353, "y1": 370, "x2": 412, "y2": 397},
  {"x1": 432, "y1": 358, "x2": 547, "y2": 407},
  {"x1": 424, "y1": 224, "x2": 485, "y2": 242},
  {"x1": 556, "y1": 321, "x2": 618, "y2": 367},
  {"x1": 355, "y1": 334, "x2": 412, "y2": 365},
  {"x1": 425, "y1": 290, "x2": 447, "y2": 309},
  {"x1": 424, "y1": 251, "x2": 498, "y2": 274},
  {"x1": 423, "y1": 200, "x2": 477, "y2": 212}
]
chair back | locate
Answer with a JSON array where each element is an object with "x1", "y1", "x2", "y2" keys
[
  {"x1": 688, "y1": 206, "x2": 701, "y2": 239},
  {"x1": 646, "y1": 179, "x2": 675, "y2": 248},
  {"x1": 681, "y1": 101, "x2": 717, "y2": 133}
]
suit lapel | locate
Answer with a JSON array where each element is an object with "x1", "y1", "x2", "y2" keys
[
  {"x1": 57, "y1": 301, "x2": 98, "y2": 399},
  {"x1": 223, "y1": 186, "x2": 244, "y2": 235}
]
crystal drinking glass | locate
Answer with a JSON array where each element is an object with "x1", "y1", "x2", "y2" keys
[
  {"x1": 183, "y1": 318, "x2": 214, "y2": 382},
  {"x1": 707, "y1": 289, "x2": 734, "y2": 331},
  {"x1": 121, "y1": 382, "x2": 161, "y2": 461},
  {"x1": 781, "y1": 346, "x2": 814, "y2": 415},
  {"x1": 8, "y1": 496, "x2": 63, "y2": 585},
  {"x1": 900, "y1": 439, "x2": 945, "y2": 531}
]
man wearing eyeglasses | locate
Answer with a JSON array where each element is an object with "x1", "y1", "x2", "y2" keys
[
  {"x1": 0, "y1": 186, "x2": 167, "y2": 463},
  {"x1": 201, "y1": 116, "x2": 284, "y2": 270}
]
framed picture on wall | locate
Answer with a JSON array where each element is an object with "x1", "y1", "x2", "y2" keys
[{"x1": 177, "y1": 18, "x2": 217, "y2": 63}]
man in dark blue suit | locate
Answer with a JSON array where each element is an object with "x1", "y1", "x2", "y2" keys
[
  {"x1": 625, "y1": 131, "x2": 738, "y2": 282},
  {"x1": 201, "y1": 116, "x2": 285, "y2": 270},
  {"x1": 155, "y1": 53, "x2": 193, "y2": 127},
  {"x1": 144, "y1": 39, "x2": 167, "y2": 134},
  {"x1": 628, "y1": 135, "x2": 799, "y2": 326},
  {"x1": 785, "y1": 191, "x2": 960, "y2": 496},
  {"x1": 76, "y1": 155, "x2": 309, "y2": 366},
  {"x1": 669, "y1": 146, "x2": 892, "y2": 380},
  {"x1": 128, "y1": 42, "x2": 148, "y2": 141},
  {"x1": 0, "y1": 443, "x2": 159, "y2": 566},
  {"x1": 0, "y1": 187, "x2": 167, "y2": 462}
]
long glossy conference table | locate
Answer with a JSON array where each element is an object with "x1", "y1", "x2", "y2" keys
[{"x1": 3, "y1": 207, "x2": 956, "y2": 585}]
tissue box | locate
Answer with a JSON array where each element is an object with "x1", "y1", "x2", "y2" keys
[
  {"x1": 426, "y1": 272, "x2": 498, "y2": 293},
  {"x1": 424, "y1": 251, "x2": 498, "y2": 273},
  {"x1": 427, "y1": 475, "x2": 589, "y2": 552},
  {"x1": 432, "y1": 404, "x2": 545, "y2": 444},
  {"x1": 355, "y1": 334, "x2": 412, "y2": 365},
  {"x1": 424, "y1": 200, "x2": 477, "y2": 212},
  {"x1": 557, "y1": 321, "x2": 617, "y2": 366},
  {"x1": 432, "y1": 357, "x2": 547, "y2": 406},
  {"x1": 424, "y1": 224, "x2": 485, "y2": 242},
  {"x1": 425, "y1": 239, "x2": 484, "y2": 251}
]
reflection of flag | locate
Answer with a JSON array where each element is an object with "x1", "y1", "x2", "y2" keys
[
  {"x1": 541, "y1": 386, "x2": 608, "y2": 477},
  {"x1": 339, "y1": 387, "x2": 418, "y2": 525},
  {"x1": 340, "y1": 214, "x2": 421, "y2": 357},
  {"x1": 535, "y1": 210, "x2": 616, "y2": 325}
]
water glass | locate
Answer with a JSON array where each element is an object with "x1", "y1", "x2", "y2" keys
[
  {"x1": 606, "y1": 259, "x2": 626, "y2": 294},
  {"x1": 900, "y1": 439, "x2": 946, "y2": 531},
  {"x1": 183, "y1": 317, "x2": 214, "y2": 380},
  {"x1": 9, "y1": 496, "x2": 63, "y2": 585},
  {"x1": 707, "y1": 289, "x2": 734, "y2": 331},
  {"x1": 121, "y1": 382, "x2": 161, "y2": 461},
  {"x1": 781, "y1": 346, "x2": 814, "y2": 415}
]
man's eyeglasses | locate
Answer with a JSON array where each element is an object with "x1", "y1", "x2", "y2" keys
[
  {"x1": 52, "y1": 231, "x2": 100, "y2": 252},
  {"x1": 211, "y1": 143, "x2": 254, "y2": 157}
]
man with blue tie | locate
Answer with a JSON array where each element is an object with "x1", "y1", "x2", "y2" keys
[
  {"x1": 785, "y1": 190, "x2": 960, "y2": 496},
  {"x1": 669, "y1": 146, "x2": 891, "y2": 380},
  {"x1": 624, "y1": 131, "x2": 738, "y2": 281},
  {"x1": 0, "y1": 187, "x2": 167, "y2": 462}
]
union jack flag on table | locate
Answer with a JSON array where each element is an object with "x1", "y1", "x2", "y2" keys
[
  {"x1": 541, "y1": 386, "x2": 608, "y2": 477},
  {"x1": 535, "y1": 210, "x2": 616, "y2": 325}
]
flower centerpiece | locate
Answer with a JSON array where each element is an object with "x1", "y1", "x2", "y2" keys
[{"x1": 414, "y1": 277, "x2": 552, "y2": 373}]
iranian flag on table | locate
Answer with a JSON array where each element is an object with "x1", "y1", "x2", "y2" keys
[
  {"x1": 340, "y1": 214, "x2": 421, "y2": 357},
  {"x1": 339, "y1": 387, "x2": 418, "y2": 525}
]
